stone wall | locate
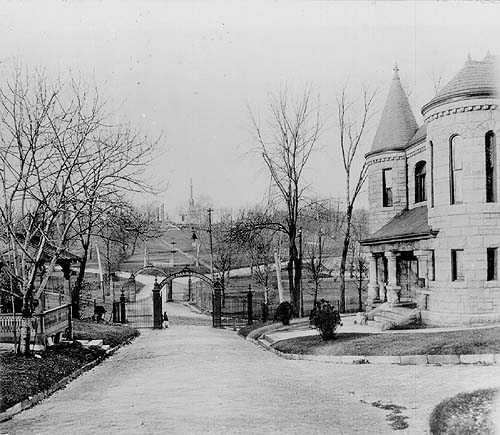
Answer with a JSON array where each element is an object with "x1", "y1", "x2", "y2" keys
[
  {"x1": 366, "y1": 150, "x2": 407, "y2": 234},
  {"x1": 424, "y1": 97, "x2": 500, "y2": 325},
  {"x1": 406, "y1": 141, "x2": 428, "y2": 210}
]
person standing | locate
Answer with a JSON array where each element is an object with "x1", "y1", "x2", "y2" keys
[{"x1": 162, "y1": 311, "x2": 169, "y2": 329}]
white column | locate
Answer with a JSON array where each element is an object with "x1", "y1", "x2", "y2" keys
[
  {"x1": 367, "y1": 254, "x2": 379, "y2": 306},
  {"x1": 377, "y1": 256, "x2": 386, "y2": 301},
  {"x1": 414, "y1": 250, "x2": 429, "y2": 284},
  {"x1": 385, "y1": 251, "x2": 401, "y2": 306},
  {"x1": 414, "y1": 250, "x2": 430, "y2": 309}
]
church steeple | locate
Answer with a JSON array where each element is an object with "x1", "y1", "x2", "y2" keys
[{"x1": 368, "y1": 64, "x2": 418, "y2": 155}]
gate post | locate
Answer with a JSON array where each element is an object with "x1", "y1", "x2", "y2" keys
[
  {"x1": 212, "y1": 279, "x2": 222, "y2": 328},
  {"x1": 262, "y1": 301, "x2": 268, "y2": 323},
  {"x1": 120, "y1": 290, "x2": 126, "y2": 324},
  {"x1": 247, "y1": 285, "x2": 253, "y2": 325},
  {"x1": 113, "y1": 302, "x2": 118, "y2": 323},
  {"x1": 167, "y1": 281, "x2": 173, "y2": 302},
  {"x1": 153, "y1": 279, "x2": 162, "y2": 329}
]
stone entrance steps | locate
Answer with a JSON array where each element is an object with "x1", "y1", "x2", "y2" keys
[
  {"x1": 369, "y1": 302, "x2": 420, "y2": 330},
  {"x1": 74, "y1": 339, "x2": 111, "y2": 352}
]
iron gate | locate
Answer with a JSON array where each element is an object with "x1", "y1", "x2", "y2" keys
[{"x1": 126, "y1": 297, "x2": 154, "y2": 328}]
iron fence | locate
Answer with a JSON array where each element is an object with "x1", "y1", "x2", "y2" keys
[{"x1": 126, "y1": 296, "x2": 153, "y2": 328}]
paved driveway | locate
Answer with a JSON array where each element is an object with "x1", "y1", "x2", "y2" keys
[{"x1": 1, "y1": 303, "x2": 499, "y2": 434}]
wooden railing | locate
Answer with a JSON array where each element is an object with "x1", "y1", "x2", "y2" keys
[
  {"x1": 37, "y1": 304, "x2": 72, "y2": 339},
  {"x1": 0, "y1": 304, "x2": 71, "y2": 344}
]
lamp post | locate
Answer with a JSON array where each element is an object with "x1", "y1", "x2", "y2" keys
[
  {"x1": 207, "y1": 208, "x2": 214, "y2": 280},
  {"x1": 128, "y1": 272, "x2": 137, "y2": 302},
  {"x1": 170, "y1": 239, "x2": 176, "y2": 265},
  {"x1": 191, "y1": 228, "x2": 200, "y2": 267}
]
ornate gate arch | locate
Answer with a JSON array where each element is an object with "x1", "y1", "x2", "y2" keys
[
  {"x1": 128, "y1": 265, "x2": 222, "y2": 329},
  {"x1": 157, "y1": 266, "x2": 215, "y2": 289}
]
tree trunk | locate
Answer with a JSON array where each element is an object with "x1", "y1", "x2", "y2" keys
[
  {"x1": 288, "y1": 235, "x2": 300, "y2": 315},
  {"x1": 294, "y1": 256, "x2": 302, "y2": 316},
  {"x1": 73, "y1": 237, "x2": 91, "y2": 319},
  {"x1": 73, "y1": 256, "x2": 87, "y2": 319},
  {"x1": 20, "y1": 292, "x2": 33, "y2": 355},
  {"x1": 287, "y1": 257, "x2": 295, "y2": 310},
  {"x1": 358, "y1": 262, "x2": 363, "y2": 312},
  {"x1": 275, "y1": 251, "x2": 284, "y2": 303},
  {"x1": 339, "y1": 204, "x2": 353, "y2": 313}
]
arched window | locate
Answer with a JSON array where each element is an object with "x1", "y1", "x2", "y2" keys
[
  {"x1": 382, "y1": 168, "x2": 393, "y2": 207},
  {"x1": 415, "y1": 161, "x2": 427, "y2": 203},
  {"x1": 450, "y1": 135, "x2": 463, "y2": 204},
  {"x1": 486, "y1": 131, "x2": 496, "y2": 203}
]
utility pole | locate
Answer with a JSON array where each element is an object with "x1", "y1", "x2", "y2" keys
[
  {"x1": 319, "y1": 228, "x2": 323, "y2": 270},
  {"x1": 298, "y1": 227, "x2": 303, "y2": 317},
  {"x1": 207, "y1": 208, "x2": 214, "y2": 280}
]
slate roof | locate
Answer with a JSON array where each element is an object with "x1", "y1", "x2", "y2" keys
[
  {"x1": 422, "y1": 53, "x2": 499, "y2": 115},
  {"x1": 367, "y1": 66, "x2": 419, "y2": 157},
  {"x1": 407, "y1": 124, "x2": 427, "y2": 147},
  {"x1": 361, "y1": 206, "x2": 437, "y2": 245},
  {"x1": 0, "y1": 236, "x2": 80, "y2": 263}
]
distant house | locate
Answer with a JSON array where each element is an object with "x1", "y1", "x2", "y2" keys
[{"x1": 361, "y1": 54, "x2": 499, "y2": 326}]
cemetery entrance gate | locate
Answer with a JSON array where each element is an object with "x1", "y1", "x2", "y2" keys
[{"x1": 125, "y1": 266, "x2": 222, "y2": 329}]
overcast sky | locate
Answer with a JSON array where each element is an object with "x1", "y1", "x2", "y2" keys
[{"x1": 1, "y1": 1, "x2": 499, "y2": 217}]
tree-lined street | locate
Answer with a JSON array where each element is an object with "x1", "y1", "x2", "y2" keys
[{"x1": 2, "y1": 303, "x2": 499, "y2": 434}]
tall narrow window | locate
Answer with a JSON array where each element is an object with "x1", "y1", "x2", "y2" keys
[
  {"x1": 383, "y1": 168, "x2": 393, "y2": 207},
  {"x1": 451, "y1": 249, "x2": 464, "y2": 281},
  {"x1": 450, "y1": 135, "x2": 463, "y2": 204},
  {"x1": 487, "y1": 248, "x2": 498, "y2": 281},
  {"x1": 430, "y1": 141, "x2": 435, "y2": 207},
  {"x1": 415, "y1": 161, "x2": 427, "y2": 203},
  {"x1": 429, "y1": 249, "x2": 435, "y2": 281},
  {"x1": 486, "y1": 131, "x2": 496, "y2": 203}
]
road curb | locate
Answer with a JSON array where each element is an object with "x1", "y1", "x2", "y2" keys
[
  {"x1": 249, "y1": 335, "x2": 500, "y2": 366},
  {"x1": 0, "y1": 336, "x2": 137, "y2": 423}
]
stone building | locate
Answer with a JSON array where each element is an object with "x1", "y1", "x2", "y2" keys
[{"x1": 361, "y1": 54, "x2": 499, "y2": 326}]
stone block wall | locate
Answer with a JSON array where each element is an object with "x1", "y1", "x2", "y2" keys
[
  {"x1": 424, "y1": 97, "x2": 500, "y2": 325},
  {"x1": 406, "y1": 141, "x2": 429, "y2": 210},
  {"x1": 366, "y1": 150, "x2": 407, "y2": 234}
]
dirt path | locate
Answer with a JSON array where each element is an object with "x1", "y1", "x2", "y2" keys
[{"x1": 2, "y1": 303, "x2": 499, "y2": 434}]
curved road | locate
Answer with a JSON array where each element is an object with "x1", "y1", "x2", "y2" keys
[{"x1": 1, "y1": 303, "x2": 499, "y2": 434}]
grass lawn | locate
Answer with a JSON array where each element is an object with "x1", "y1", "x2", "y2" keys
[
  {"x1": 429, "y1": 388, "x2": 498, "y2": 435},
  {"x1": 73, "y1": 319, "x2": 139, "y2": 347},
  {"x1": 0, "y1": 320, "x2": 139, "y2": 413},
  {"x1": 273, "y1": 326, "x2": 500, "y2": 356}
]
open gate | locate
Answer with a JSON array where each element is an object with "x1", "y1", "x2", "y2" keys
[{"x1": 126, "y1": 266, "x2": 221, "y2": 329}]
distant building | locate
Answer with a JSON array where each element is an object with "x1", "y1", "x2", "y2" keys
[
  {"x1": 362, "y1": 54, "x2": 499, "y2": 326},
  {"x1": 178, "y1": 179, "x2": 204, "y2": 225}
]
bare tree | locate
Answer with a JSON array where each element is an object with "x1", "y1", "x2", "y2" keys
[
  {"x1": 249, "y1": 89, "x2": 322, "y2": 314},
  {"x1": 303, "y1": 228, "x2": 325, "y2": 308},
  {"x1": 69, "y1": 141, "x2": 156, "y2": 317},
  {"x1": 230, "y1": 208, "x2": 276, "y2": 303},
  {"x1": 348, "y1": 209, "x2": 369, "y2": 311},
  {"x1": 0, "y1": 68, "x2": 157, "y2": 352},
  {"x1": 0, "y1": 70, "x2": 105, "y2": 353},
  {"x1": 336, "y1": 84, "x2": 375, "y2": 313}
]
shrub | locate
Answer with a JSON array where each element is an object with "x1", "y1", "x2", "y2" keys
[
  {"x1": 274, "y1": 301, "x2": 294, "y2": 325},
  {"x1": 310, "y1": 301, "x2": 342, "y2": 340},
  {"x1": 429, "y1": 388, "x2": 498, "y2": 435}
]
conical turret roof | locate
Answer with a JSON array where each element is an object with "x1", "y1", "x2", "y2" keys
[
  {"x1": 422, "y1": 53, "x2": 498, "y2": 115},
  {"x1": 368, "y1": 65, "x2": 418, "y2": 156}
]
